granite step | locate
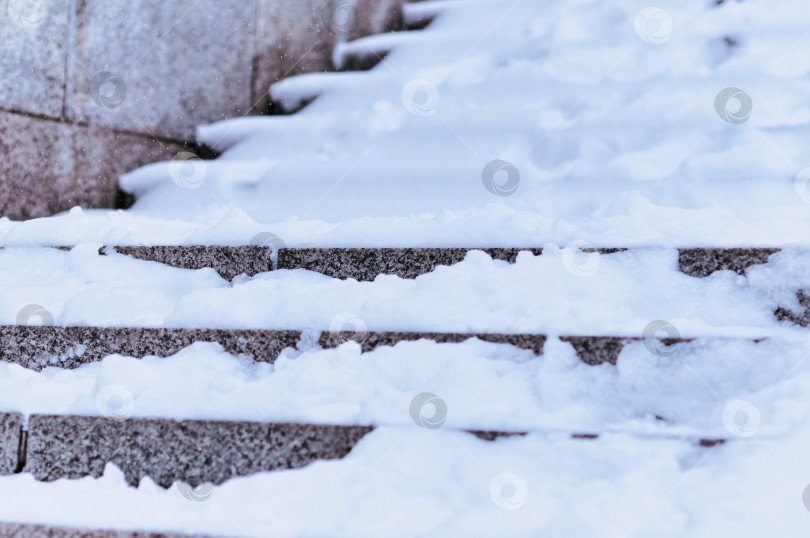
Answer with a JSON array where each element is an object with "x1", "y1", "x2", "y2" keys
[
  {"x1": 36, "y1": 245, "x2": 786, "y2": 281},
  {"x1": 0, "y1": 522, "x2": 215, "y2": 538},
  {"x1": 0, "y1": 325, "x2": 772, "y2": 371},
  {"x1": 0, "y1": 327, "x2": 301, "y2": 371},
  {"x1": 78, "y1": 246, "x2": 805, "y2": 322},
  {"x1": 0, "y1": 412, "x2": 730, "y2": 488}
]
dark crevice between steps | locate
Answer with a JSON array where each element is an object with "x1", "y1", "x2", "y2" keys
[
  {"x1": 113, "y1": 187, "x2": 136, "y2": 211},
  {"x1": 405, "y1": 12, "x2": 435, "y2": 31},
  {"x1": 699, "y1": 438, "x2": 726, "y2": 447},
  {"x1": 468, "y1": 430, "x2": 527, "y2": 442},
  {"x1": 263, "y1": 95, "x2": 316, "y2": 116},
  {"x1": 338, "y1": 49, "x2": 390, "y2": 72},
  {"x1": 14, "y1": 427, "x2": 27, "y2": 474}
]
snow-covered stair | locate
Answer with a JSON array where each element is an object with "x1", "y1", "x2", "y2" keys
[
  {"x1": 4, "y1": 0, "x2": 810, "y2": 536},
  {"x1": 0, "y1": 522, "x2": 211, "y2": 538},
  {"x1": 10, "y1": 244, "x2": 786, "y2": 280}
]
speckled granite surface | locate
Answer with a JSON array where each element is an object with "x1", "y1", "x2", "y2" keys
[
  {"x1": 678, "y1": 248, "x2": 780, "y2": 278},
  {"x1": 278, "y1": 248, "x2": 546, "y2": 280},
  {"x1": 0, "y1": 413, "x2": 22, "y2": 475},
  {"x1": 0, "y1": 327, "x2": 301, "y2": 371},
  {"x1": 1, "y1": 326, "x2": 771, "y2": 371},
  {"x1": 775, "y1": 290, "x2": 810, "y2": 327},
  {"x1": 0, "y1": 523, "x2": 215, "y2": 538},
  {"x1": 75, "y1": 246, "x2": 790, "y2": 281},
  {"x1": 15, "y1": 414, "x2": 729, "y2": 492},
  {"x1": 110, "y1": 246, "x2": 273, "y2": 281},
  {"x1": 559, "y1": 337, "x2": 631, "y2": 366},
  {"x1": 25, "y1": 415, "x2": 374, "y2": 488},
  {"x1": 319, "y1": 331, "x2": 547, "y2": 355}
]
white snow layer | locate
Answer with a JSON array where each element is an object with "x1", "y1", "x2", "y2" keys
[
  {"x1": 2, "y1": 0, "x2": 810, "y2": 536},
  {"x1": 0, "y1": 0, "x2": 810, "y2": 246},
  {"x1": 1, "y1": 244, "x2": 810, "y2": 337}
]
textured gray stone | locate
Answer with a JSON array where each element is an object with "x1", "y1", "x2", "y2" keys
[
  {"x1": 560, "y1": 336, "x2": 708, "y2": 366},
  {"x1": 66, "y1": 0, "x2": 256, "y2": 140},
  {"x1": 0, "y1": 326, "x2": 301, "y2": 371},
  {"x1": 678, "y1": 248, "x2": 780, "y2": 278},
  {"x1": 25, "y1": 413, "x2": 642, "y2": 489},
  {"x1": 1, "y1": 0, "x2": 406, "y2": 219},
  {"x1": 278, "y1": 248, "x2": 546, "y2": 281},
  {"x1": 26, "y1": 415, "x2": 374, "y2": 487},
  {"x1": 109, "y1": 246, "x2": 785, "y2": 282},
  {"x1": 775, "y1": 290, "x2": 810, "y2": 327},
  {"x1": 0, "y1": 523, "x2": 213, "y2": 538},
  {"x1": 0, "y1": 412, "x2": 22, "y2": 475},
  {"x1": 70, "y1": 126, "x2": 196, "y2": 212},
  {"x1": 0, "y1": 0, "x2": 69, "y2": 118},
  {"x1": 110, "y1": 246, "x2": 273, "y2": 281},
  {"x1": 0, "y1": 110, "x2": 189, "y2": 219},
  {"x1": 560, "y1": 337, "x2": 631, "y2": 366},
  {"x1": 0, "y1": 326, "x2": 773, "y2": 372},
  {"x1": 320, "y1": 330, "x2": 546, "y2": 355},
  {"x1": 0, "y1": 325, "x2": 547, "y2": 371},
  {"x1": 0, "y1": 111, "x2": 70, "y2": 220}
]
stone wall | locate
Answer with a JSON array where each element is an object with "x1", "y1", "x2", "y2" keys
[{"x1": 0, "y1": 0, "x2": 403, "y2": 220}]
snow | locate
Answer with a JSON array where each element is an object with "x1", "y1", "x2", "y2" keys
[
  {"x1": 1, "y1": 428, "x2": 809, "y2": 537},
  {"x1": 2, "y1": 0, "x2": 810, "y2": 536},
  {"x1": 1, "y1": 335, "x2": 809, "y2": 437},
  {"x1": 0, "y1": 245, "x2": 809, "y2": 337},
  {"x1": 1, "y1": 0, "x2": 810, "y2": 246}
]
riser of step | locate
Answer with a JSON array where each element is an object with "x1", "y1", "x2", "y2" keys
[
  {"x1": 0, "y1": 327, "x2": 301, "y2": 371},
  {"x1": 36, "y1": 246, "x2": 784, "y2": 281},
  {"x1": 0, "y1": 522, "x2": 214, "y2": 538},
  {"x1": 24, "y1": 415, "x2": 373, "y2": 488},
  {"x1": 0, "y1": 326, "x2": 763, "y2": 371},
  {"x1": 318, "y1": 331, "x2": 546, "y2": 356},
  {"x1": 0, "y1": 413, "x2": 21, "y2": 475},
  {"x1": 0, "y1": 412, "x2": 725, "y2": 487}
]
